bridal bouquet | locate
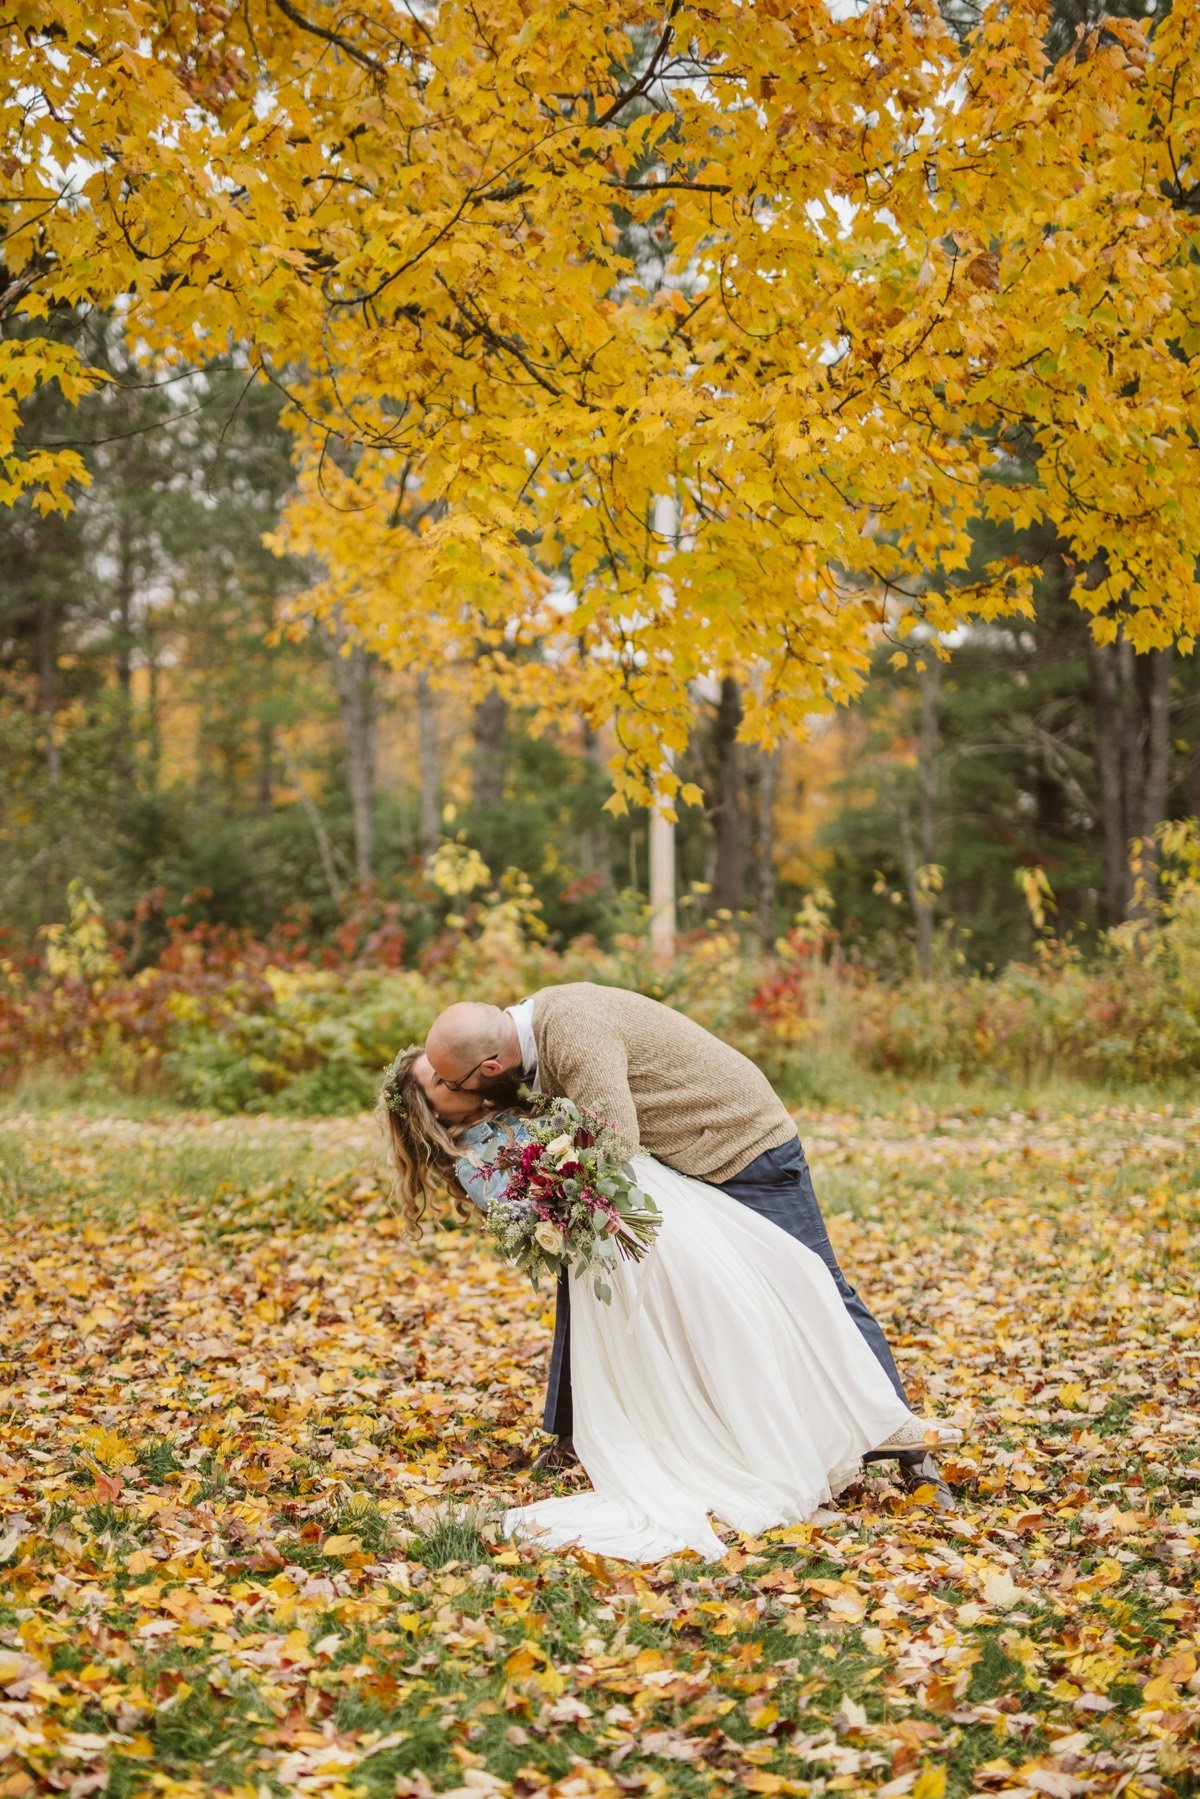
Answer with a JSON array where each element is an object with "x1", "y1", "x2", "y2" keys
[{"x1": 479, "y1": 1098, "x2": 660, "y2": 1304}]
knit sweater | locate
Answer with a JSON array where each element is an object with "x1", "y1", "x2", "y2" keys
[{"x1": 530, "y1": 982, "x2": 796, "y2": 1184}]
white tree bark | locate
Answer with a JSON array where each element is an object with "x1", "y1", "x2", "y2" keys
[{"x1": 649, "y1": 756, "x2": 676, "y2": 962}]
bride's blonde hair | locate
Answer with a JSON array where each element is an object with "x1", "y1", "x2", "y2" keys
[{"x1": 376, "y1": 1045, "x2": 475, "y2": 1237}]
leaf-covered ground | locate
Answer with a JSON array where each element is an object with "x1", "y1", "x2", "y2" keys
[{"x1": 0, "y1": 1103, "x2": 1197, "y2": 1799}]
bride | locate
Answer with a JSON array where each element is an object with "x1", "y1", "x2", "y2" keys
[{"x1": 378, "y1": 1046, "x2": 960, "y2": 1563}]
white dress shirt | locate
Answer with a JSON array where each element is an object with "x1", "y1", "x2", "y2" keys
[{"x1": 505, "y1": 997, "x2": 540, "y2": 1092}]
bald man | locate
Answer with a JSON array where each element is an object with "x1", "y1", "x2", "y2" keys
[{"x1": 422, "y1": 983, "x2": 952, "y2": 1510}]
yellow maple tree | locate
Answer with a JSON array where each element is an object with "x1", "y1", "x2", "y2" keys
[{"x1": 4, "y1": 0, "x2": 1199, "y2": 799}]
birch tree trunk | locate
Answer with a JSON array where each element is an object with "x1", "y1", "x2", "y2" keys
[{"x1": 649, "y1": 798, "x2": 676, "y2": 961}]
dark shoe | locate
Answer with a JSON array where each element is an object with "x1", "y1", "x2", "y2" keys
[
  {"x1": 896, "y1": 1452, "x2": 956, "y2": 1513},
  {"x1": 527, "y1": 1435, "x2": 578, "y2": 1475}
]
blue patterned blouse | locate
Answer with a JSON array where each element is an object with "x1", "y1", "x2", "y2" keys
[{"x1": 453, "y1": 1113, "x2": 532, "y2": 1212}]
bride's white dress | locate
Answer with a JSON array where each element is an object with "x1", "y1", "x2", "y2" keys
[{"x1": 503, "y1": 1155, "x2": 914, "y2": 1562}]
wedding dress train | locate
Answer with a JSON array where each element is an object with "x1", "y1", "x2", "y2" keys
[{"x1": 502, "y1": 1155, "x2": 921, "y2": 1562}]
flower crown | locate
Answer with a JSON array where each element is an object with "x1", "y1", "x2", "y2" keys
[{"x1": 382, "y1": 1070, "x2": 409, "y2": 1122}]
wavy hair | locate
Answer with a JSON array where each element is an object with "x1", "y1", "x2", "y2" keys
[{"x1": 375, "y1": 1045, "x2": 475, "y2": 1238}]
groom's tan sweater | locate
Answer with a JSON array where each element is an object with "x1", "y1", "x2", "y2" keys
[{"x1": 530, "y1": 982, "x2": 796, "y2": 1184}]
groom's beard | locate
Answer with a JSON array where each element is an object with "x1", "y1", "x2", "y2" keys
[{"x1": 472, "y1": 1064, "x2": 528, "y2": 1108}]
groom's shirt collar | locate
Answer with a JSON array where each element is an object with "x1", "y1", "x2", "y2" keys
[{"x1": 505, "y1": 997, "x2": 540, "y2": 1092}]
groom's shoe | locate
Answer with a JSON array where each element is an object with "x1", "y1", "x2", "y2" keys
[
  {"x1": 897, "y1": 1452, "x2": 956, "y2": 1513},
  {"x1": 527, "y1": 1434, "x2": 578, "y2": 1475}
]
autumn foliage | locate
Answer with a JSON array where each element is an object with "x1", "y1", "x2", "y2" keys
[
  {"x1": 0, "y1": 1104, "x2": 1196, "y2": 1795},
  {"x1": 4, "y1": 849, "x2": 1200, "y2": 1116},
  {"x1": 4, "y1": 1, "x2": 1200, "y2": 798}
]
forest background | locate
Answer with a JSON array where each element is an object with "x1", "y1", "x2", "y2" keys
[{"x1": 3, "y1": 0, "x2": 1200, "y2": 1113}]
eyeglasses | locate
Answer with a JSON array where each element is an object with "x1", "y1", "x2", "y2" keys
[{"x1": 432, "y1": 1053, "x2": 497, "y2": 1093}]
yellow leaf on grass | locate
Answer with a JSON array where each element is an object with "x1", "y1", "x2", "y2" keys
[
  {"x1": 1141, "y1": 1675, "x2": 1183, "y2": 1708},
  {"x1": 503, "y1": 1641, "x2": 564, "y2": 1696},
  {"x1": 1158, "y1": 1649, "x2": 1197, "y2": 1684},
  {"x1": 748, "y1": 1702, "x2": 780, "y2": 1729},
  {"x1": 77, "y1": 1427, "x2": 133, "y2": 1469}
]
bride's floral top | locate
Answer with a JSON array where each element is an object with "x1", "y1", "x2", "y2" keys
[{"x1": 454, "y1": 1115, "x2": 528, "y2": 1211}]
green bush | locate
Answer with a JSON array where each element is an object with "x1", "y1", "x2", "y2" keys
[
  {"x1": 9, "y1": 829, "x2": 1200, "y2": 1112},
  {"x1": 162, "y1": 968, "x2": 440, "y2": 1113},
  {"x1": 847, "y1": 923, "x2": 1200, "y2": 1085}
]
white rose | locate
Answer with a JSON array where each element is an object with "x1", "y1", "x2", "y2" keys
[
  {"x1": 542, "y1": 1133, "x2": 574, "y2": 1162},
  {"x1": 534, "y1": 1222, "x2": 565, "y2": 1255}
]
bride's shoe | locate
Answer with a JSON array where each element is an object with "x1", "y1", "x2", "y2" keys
[{"x1": 874, "y1": 1417, "x2": 962, "y2": 1455}]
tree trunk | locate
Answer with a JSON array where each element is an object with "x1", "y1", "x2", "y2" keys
[
  {"x1": 1131, "y1": 646, "x2": 1172, "y2": 918},
  {"x1": 581, "y1": 720, "x2": 613, "y2": 889},
  {"x1": 896, "y1": 804, "x2": 930, "y2": 977},
  {"x1": 110, "y1": 423, "x2": 140, "y2": 782},
  {"x1": 37, "y1": 584, "x2": 60, "y2": 783},
  {"x1": 917, "y1": 657, "x2": 940, "y2": 869},
  {"x1": 416, "y1": 674, "x2": 441, "y2": 857},
  {"x1": 1090, "y1": 637, "x2": 1131, "y2": 918},
  {"x1": 145, "y1": 617, "x2": 161, "y2": 789},
  {"x1": 329, "y1": 628, "x2": 377, "y2": 886},
  {"x1": 471, "y1": 684, "x2": 508, "y2": 810},
  {"x1": 755, "y1": 744, "x2": 780, "y2": 942},
  {"x1": 114, "y1": 506, "x2": 135, "y2": 705},
  {"x1": 649, "y1": 779, "x2": 676, "y2": 962},
  {"x1": 911, "y1": 657, "x2": 941, "y2": 975},
  {"x1": 280, "y1": 736, "x2": 346, "y2": 907},
  {"x1": 257, "y1": 713, "x2": 274, "y2": 813},
  {"x1": 1186, "y1": 739, "x2": 1200, "y2": 828},
  {"x1": 256, "y1": 593, "x2": 274, "y2": 813},
  {"x1": 894, "y1": 657, "x2": 941, "y2": 976},
  {"x1": 707, "y1": 676, "x2": 745, "y2": 914},
  {"x1": 1091, "y1": 634, "x2": 1173, "y2": 922}
]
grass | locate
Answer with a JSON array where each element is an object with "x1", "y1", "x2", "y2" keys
[
  {"x1": 408, "y1": 1503, "x2": 495, "y2": 1569},
  {"x1": 0, "y1": 1110, "x2": 377, "y2": 1231},
  {"x1": 0, "y1": 1100, "x2": 1196, "y2": 1799}
]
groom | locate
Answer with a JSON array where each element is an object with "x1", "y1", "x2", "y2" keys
[{"x1": 424, "y1": 981, "x2": 952, "y2": 1509}]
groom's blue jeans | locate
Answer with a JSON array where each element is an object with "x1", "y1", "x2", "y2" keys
[{"x1": 542, "y1": 1133, "x2": 909, "y2": 1440}]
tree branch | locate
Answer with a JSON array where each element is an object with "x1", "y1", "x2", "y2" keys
[
  {"x1": 610, "y1": 177, "x2": 731, "y2": 194},
  {"x1": 439, "y1": 278, "x2": 569, "y2": 402},
  {"x1": 270, "y1": 0, "x2": 384, "y2": 75},
  {"x1": 594, "y1": 0, "x2": 684, "y2": 128}
]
